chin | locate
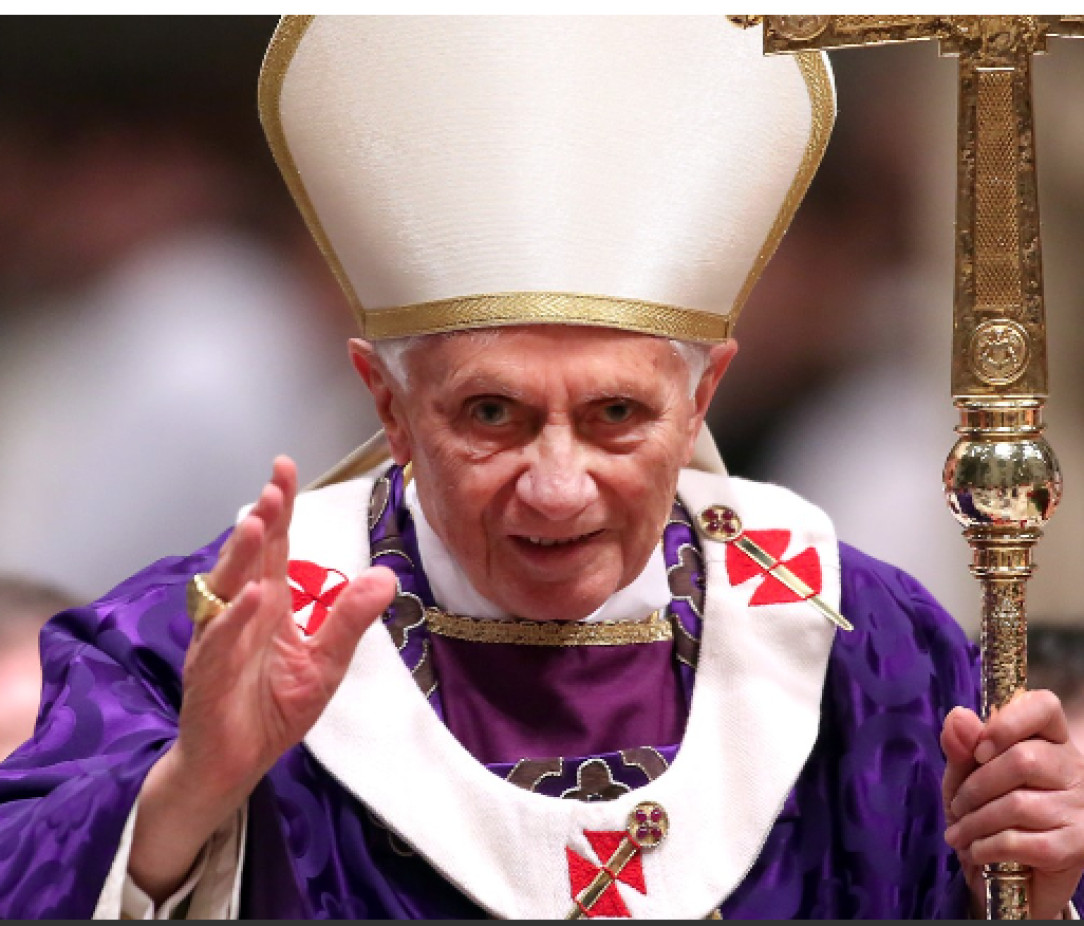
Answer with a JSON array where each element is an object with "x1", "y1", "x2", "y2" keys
[{"x1": 505, "y1": 587, "x2": 614, "y2": 623}]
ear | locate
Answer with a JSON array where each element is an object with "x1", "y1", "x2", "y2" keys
[
  {"x1": 349, "y1": 338, "x2": 413, "y2": 465},
  {"x1": 684, "y1": 339, "x2": 739, "y2": 462}
]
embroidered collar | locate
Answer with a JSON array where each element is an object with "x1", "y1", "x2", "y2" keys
[{"x1": 424, "y1": 607, "x2": 672, "y2": 647}]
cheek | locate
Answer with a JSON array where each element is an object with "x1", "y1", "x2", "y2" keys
[
  {"x1": 604, "y1": 440, "x2": 684, "y2": 537},
  {"x1": 613, "y1": 426, "x2": 688, "y2": 492},
  {"x1": 420, "y1": 447, "x2": 512, "y2": 546}
]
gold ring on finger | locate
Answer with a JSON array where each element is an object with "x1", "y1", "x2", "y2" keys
[{"x1": 186, "y1": 572, "x2": 229, "y2": 626}]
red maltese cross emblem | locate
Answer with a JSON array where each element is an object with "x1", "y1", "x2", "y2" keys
[
  {"x1": 286, "y1": 560, "x2": 349, "y2": 636},
  {"x1": 725, "y1": 529, "x2": 822, "y2": 606},
  {"x1": 697, "y1": 505, "x2": 852, "y2": 631},
  {"x1": 565, "y1": 802, "x2": 668, "y2": 919}
]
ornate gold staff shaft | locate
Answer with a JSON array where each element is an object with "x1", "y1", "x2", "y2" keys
[
  {"x1": 942, "y1": 39, "x2": 1058, "y2": 919},
  {"x1": 746, "y1": 14, "x2": 1084, "y2": 918}
]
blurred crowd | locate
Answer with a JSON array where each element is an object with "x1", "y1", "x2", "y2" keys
[{"x1": 1, "y1": 18, "x2": 1083, "y2": 759}]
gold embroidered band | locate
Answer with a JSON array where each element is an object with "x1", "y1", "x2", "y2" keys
[
  {"x1": 728, "y1": 51, "x2": 835, "y2": 328},
  {"x1": 362, "y1": 292, "x2": 732, "y2": 344},
  {"x1": 425, "y1": 608, "x2": 672, "y2": 647}
]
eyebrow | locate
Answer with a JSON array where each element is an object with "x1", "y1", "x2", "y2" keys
[
  {"x1": 578, "y1": 385, "x2": 653, "y2": 403},
  {"x1": 447, "y1": 375, "x2": 659, "y2": 409},
  {"x1": 444, "y1": 371, "x2": 531, "y2": 401}
]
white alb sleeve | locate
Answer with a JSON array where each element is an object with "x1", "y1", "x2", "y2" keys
[{"x1": 92, "y1": 798, "x2": 247, "y2": 919}]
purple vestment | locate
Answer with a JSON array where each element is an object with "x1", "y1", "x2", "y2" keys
[{"x1": 0, "y1": 466, "x2": 1074, "y2": 918}]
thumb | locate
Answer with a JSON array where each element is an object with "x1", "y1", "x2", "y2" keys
[
  {"x1": 941, "y1": 705, "x2": 984, "y2": 822},
  {"x1": 310, "y1": 567, "x2": 398, "y2": 670}
]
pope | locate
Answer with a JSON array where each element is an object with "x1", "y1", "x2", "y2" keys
[{"x1": 2, "y1": 16, "x2": 1084, "y2": 920}]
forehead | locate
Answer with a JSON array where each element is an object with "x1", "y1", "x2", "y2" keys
[{"x1": 402, "y1": 326, "x2": 686, "y2": 395}]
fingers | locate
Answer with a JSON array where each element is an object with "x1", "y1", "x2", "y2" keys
[
  {"x1": 976, "y1": 689, "x2": 1070, "y2": 762},
  {"x1": 942, "y1": 690, "x2": 1084, "y2": 917},
  {"x1": 195, "y1": 580, "x2": 263, "y2": 650},
  {"x1": 207, "y1": 508, "x2": 269, "y2": 604},
  {"x1": 942, "y1": 706, "x2": 984, "y2": 823},
  {"x1": 204, "y1": 456, "x2": 298, "y2": 602},
  {"x1": 962, "y1": 825, "x2": 1082, "y2": 873},
  {"x1": 945, "y1": 753, "x2": 1077, "y2": 850},
  {"x1": 309, "y1": 567, "x2": 397, "y2": 672},
  {"x1": 952, "y1": 735, "x2": 1080, "y2": 818},
  {"x1": 261, "y1": 456, "x2": 298, "y2": 580},
  {"x1": 947, "y1": 693, "x2": 1077, "y2": 820}
]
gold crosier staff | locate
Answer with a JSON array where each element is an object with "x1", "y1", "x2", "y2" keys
[{"x1": 729, "y1": 14, "x2": 1084, "y2": 920}]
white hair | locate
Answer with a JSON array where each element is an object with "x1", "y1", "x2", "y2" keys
[{"x1": 372, "y1": 330, "x2": 712, "y2": 397}]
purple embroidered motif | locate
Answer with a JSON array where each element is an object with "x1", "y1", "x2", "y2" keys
[{"x1": 368, "y1": 468, "x2": 443, "y2": 716}]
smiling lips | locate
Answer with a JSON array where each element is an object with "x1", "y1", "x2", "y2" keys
[{"x1": 517, "y1": 530, "x2": 603, "y2": 548}]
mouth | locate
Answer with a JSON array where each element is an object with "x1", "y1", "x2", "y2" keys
[{"x1": 513, "y1": 529, "x2": 604, "y2": 550}]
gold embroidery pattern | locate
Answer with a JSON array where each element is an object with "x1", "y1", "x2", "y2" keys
[
  {"x1": 425, "y1": 608, "x2": 671, "y2": 647},
  {"x1": 363, "y1": 291, "x2": 731, "y2": 344},
  {"x1": 258, "y1": 16, "x2": 363, "y2": 323},
  {"x1": 729, "y1": 51, "x2": 836, "y2": 328},
  {"x1": 367, "y1": 475, "x2": 391, "y2": 531}
]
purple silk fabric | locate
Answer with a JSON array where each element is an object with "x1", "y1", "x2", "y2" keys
[
  {"x1": 0, "y1": 536, "x2": 223, "y2": 918},
  {"x1": 1, "y1": 467, "x2": 1077, "y2": 917},
  {"x1": 430, "y1": 636, "x2": 685, "y2": 765}
]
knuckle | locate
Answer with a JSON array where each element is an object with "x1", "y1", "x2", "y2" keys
[
  {"x1": 1003, "y1": 788, "x2": 1030, "y2": 820},
  {"x1": 1029, "y1": 833, "x2": 1064, "y2": 870},
  {"x1": 1008, "y1": 743, "x2": 1041, "y2": 782},
  {"x1": 954, "y1": 782, "x2": 975, "y2": 815}
]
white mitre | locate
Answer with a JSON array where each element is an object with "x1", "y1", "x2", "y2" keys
[{"x1": 259, "y1": 15, "x2": 835, "y2": 345}]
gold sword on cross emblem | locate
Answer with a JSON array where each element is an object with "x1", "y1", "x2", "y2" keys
[
  {"x1": 566, "y1": 802, "x2": 668, "y2": 919},
  {"x1": 697, "y1": 505, "x2": 853, "y2": 633}
]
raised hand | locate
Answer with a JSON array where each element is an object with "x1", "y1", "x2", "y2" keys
[
  {"x1": 942, "y1": 690, "x2": 1084, "y2": 920},
  {"x1": 129, "y1": 456, "x2": 396, "y2": 902}
]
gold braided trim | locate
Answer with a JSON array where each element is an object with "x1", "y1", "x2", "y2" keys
[
  {"x1": 425, "y1": 608, "x2": 672, "y2": 647},
  {"x1": 363, "y1": 292, "x2": 731, "y2": 344},
  {"x1": 259, "y1": 16, "x2": 365, "y2": 319},
  {"x1": 728, "y1": 50, "x2": 836, "y2": 327}
]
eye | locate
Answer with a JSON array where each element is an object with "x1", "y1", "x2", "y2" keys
[
  {"x1": 470, "y1": 398, "x2": 512, "y2": 427},
  {"x1": 599, "y1": 400, "x2": 633, "y2": 424}
]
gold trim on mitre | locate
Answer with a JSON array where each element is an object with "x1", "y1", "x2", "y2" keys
[
  {"x1": 259, "y1": 15, "x2": 364, "y2": 319},
  {"x1": 364, "y1": 291, "x2": 731, "y2": 343},
  {"x1": 425, "y1": 608, "x2": 672, "y2": 647},
  {"x1": 258, "y1": 17, "x2": 834, "y2": 342},
  {"x1": 728, "y1": 51, "x2": 835, "y2": 327}
]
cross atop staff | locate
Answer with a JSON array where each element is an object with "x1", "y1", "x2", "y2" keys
[
  {"x1": 748, "y1": 15, "x2": 1084, "y2": 397},
  {"x1": 734, "y1": 14, "x2": 1084, "y2": 921}
]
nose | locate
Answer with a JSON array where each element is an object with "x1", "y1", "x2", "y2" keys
[{"x1": 515, "y1": 424, "x2": 599, "y2": 520}]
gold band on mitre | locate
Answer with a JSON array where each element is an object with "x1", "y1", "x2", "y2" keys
[{"x1": 363, "y1": 292, "x2": 732, "y2": 343}]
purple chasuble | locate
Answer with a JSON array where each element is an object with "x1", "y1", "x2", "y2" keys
[{"x1": 1, "y1": 463, "x2": 1080, "y2": 918}]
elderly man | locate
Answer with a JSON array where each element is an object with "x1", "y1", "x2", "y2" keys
[{"x1": 2, "y1": 16, "x2": 1084, "y2": 920}]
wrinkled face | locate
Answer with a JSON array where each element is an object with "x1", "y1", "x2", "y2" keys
[{"x1": 358, "y1": 326, "x2": 732, "y2": 622}]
